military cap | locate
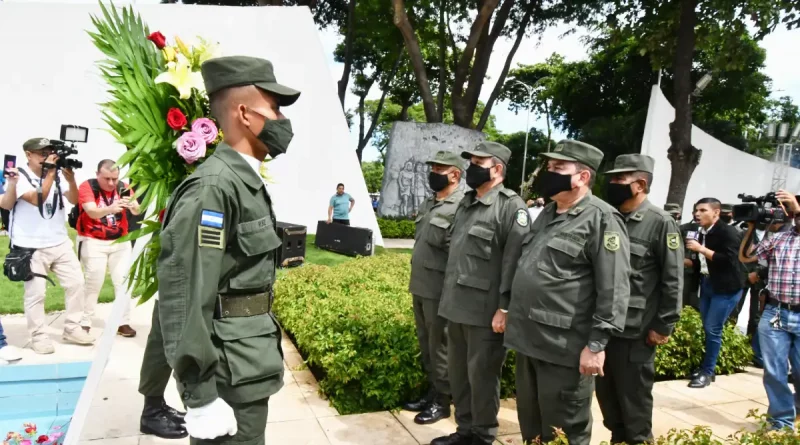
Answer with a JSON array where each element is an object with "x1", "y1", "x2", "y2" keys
[
  {"x1": 721, "y1": 204, "x2": 734, "y2": 213},
  {"x1": 426, "y1": 151, "x2": 465, "y2": 170},
  {"x1": 664, "y1": 203, "x2": 681, "y2": 213},
  {"x1": 23, "y1": 137, "x2": 53, "y2": 152},
  {"x1": 606, "y1": 154, "x2": 655, "y2": 175},
  {"x1": 200, "y1": 56, "x2": 301, "y2": 106},
  {"x1": 540, "y1": 140, "x2": 603, "y2": 172},
  {"x1": 461, "y1": 141, "x2": 512, "y2": 165}
]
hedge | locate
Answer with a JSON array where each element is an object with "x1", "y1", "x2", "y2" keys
[
  {"x1": 377, "y1": 218, "x2": 415, "y2": 239},
  {"x1": 274, "y1": 253, "x2": 753, "y2": 415}
]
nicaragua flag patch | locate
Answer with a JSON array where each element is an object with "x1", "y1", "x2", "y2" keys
[{"x1": 200, "y1": 210, "x2": 224, "y2": 229}]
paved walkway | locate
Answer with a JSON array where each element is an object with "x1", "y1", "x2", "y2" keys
[
  {"x1": 383, "y1": 239, "x2": 415, "y2": 249},
  {"x1": 1, "y1": 300, "x2": 770, "y2": 445}
]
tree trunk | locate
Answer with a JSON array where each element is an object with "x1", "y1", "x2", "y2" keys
[
  {"x1": 477, "y1": 0, "x2": 532, "y2": 131},
  {"x1": 357, "y1": 49, "x2": 404, "y2": 162},
  {"x1": 392, "y1": 0, "x2": 439, "y2": 122},
  {"x1": 545, "y1": 100, "x2": 551, "y2": 151},
  {"x1": 665, "y1": 0, "x2": 700, "y2": 208},
  {"x1": 400, "y1": 102, "x2": 410, "y2": 121},
  {"x1": 436, "y1": 0, "x2": 447, "y2": 121},
  {"x1": 357, "y1": 93, "x2": 367, "y2": 162},
  {"x1": 337, "y1": 0, "x2": 357, "y2": 109}
]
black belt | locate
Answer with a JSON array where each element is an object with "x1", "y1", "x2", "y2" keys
[
  {"x1": 766, "y1": 297, "x2": 800, "y2": 313},
  {"x1": 214, "y1": 287, "x2": 273, "y2": 319}
]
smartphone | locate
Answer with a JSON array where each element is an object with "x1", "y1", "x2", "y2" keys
[
  {"x1": 3, "y1": 154, "x2": 16, "y2": 177},
  {"x1": 120, "y1": 188, "x2": 132, "y2": 198}
]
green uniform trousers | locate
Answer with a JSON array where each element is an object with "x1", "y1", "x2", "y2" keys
[
  {"x1": 190, "y1": 398, "x2": 269, "y2": 445},
  {"x1": 139, "y1": 300, "x2": 174, "y2": 397},
  {"x1": 447, "y1": 321, "x2": 506, "y2": 444},
  {"x1": 516, "y1": 354, "x2": 593, "y2": 445},
  {"x1": 595, "y1": 337, "x2": 656, "y2": 445},
  {"x1": 412, "y1": 295, "x2": 450, "y2": 403}
]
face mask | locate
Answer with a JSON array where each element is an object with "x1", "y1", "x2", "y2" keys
[
  {"x1": 428, "y1": 171, "x2": 450, "y2": 192},
  {"x1": 536, "y1": 170, "x2": 574, "y2": 198},
  {"x1": 605, "y1": 182, "x2": 634, "y2": 208},
  {"x1": 466, "y1": 163, "x2": 492, "y2": 190},
  {"x1": 720, "y1": 215, "x2": 733, "y2": 224},
  {"x1": 248, "y1": 108, "x2": 294, "y2": 157}
]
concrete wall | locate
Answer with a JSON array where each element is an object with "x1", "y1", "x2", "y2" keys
[{"x1": 378, "y1": 122, "x2": 486, "y2": 218}]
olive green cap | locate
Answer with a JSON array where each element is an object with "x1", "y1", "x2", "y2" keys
[
  {"x1": 664, "y1": 203, "x2": 681, "y2": 212},
  {"x1": 606, "y1": 154, "x2": 655, "y2": 175},
  {"x1": 721, "y1": 204, "x2": 734, "y2": 213},
  {"x1": 461, "y1": 141, "x2": 512, "y2": 165},
  {"x1": 200, "y1": 56, "x2": 301, "y2": 106},
  {"x1": 426, "y1": 151, "x2": 465, "y2": 170},
  {"x1": 539, "y1": 140, "x2": 603, "y2": 172},
  {"x1": 23, "y1": 137, "x2": 53, "y2": 152}
]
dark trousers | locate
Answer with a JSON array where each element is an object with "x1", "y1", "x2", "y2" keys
[
  {"x1": 516, "y1": 354, "x2": 593, "y2": 445},
  {"x1": 0, "y1": 208, "x2": 8, "y2": 231},
  {"x1": 332, "y1": 219, "x2": 350, "y2": 226},
  {"x1": 412, "y1": 295, "x2": 450, "y2": 403},
  {"x1": 191, "y1": 398, "x2": 269, "y2": 445},
  {"x1": 448, "y1": 321, "x2": 506, "y2": 443},
  {"x1": 683, "y1": 272, "x2": 700, "y2": 311},
  {"x1": 596, "y1": 337, "x2": 656, "y2": 444},
  {"x1": 138, "y1": 300, "x2": 174, "y2": 398}
]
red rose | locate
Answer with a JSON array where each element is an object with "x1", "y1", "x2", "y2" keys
[
  {"x1": 37, "y1": 435, "x2": 49, "y2": 444},
  {"x1": 158, "y1": 209, "x2": 166, "y2": 224},
  {"x1": 147, "y1": 32, "x2": 167, "y2": 49},
  {"x1": 166, "y1": 108, "x2": 187, "y2": 131}
]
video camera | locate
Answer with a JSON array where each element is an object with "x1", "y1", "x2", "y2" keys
[
  {"x1": 44, "y1": 125, "x2": 87, "y2": 170},
  {"x1": 732, "y1": 192, "x2": 789, "y2": 224}
]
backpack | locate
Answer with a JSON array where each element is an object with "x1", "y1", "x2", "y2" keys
[{"x1": 68, "y1": 180, "x2": 124, "y2": 230}]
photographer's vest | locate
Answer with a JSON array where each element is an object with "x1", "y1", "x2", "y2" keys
[{"x1": 71, "y1": 179, "x2": 127, "y2": 240}]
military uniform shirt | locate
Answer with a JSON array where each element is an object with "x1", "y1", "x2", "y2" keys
[
  {"x1": 409, "y1": 190, "x2": 465, "y2": 300},
  {"x1": 438, "y1": 184, "x2": 529, "y2": 327},
  {"x1": 618, "y1": 199, "x2": 683, "y2": 339},
  {"x1": 505, "y1": 193, "x2": 631, "y2": 368}
]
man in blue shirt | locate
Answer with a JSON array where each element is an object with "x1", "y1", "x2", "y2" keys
[{"x1": 328, "y1": 183, "x2": 355, "y2": 225}]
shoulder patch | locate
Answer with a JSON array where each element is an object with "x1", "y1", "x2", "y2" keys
[
  {"x1": 200, "y1": 209, "x2": 224, "y2": 229},
  {"x1": 666, "y1": 233, "x2": 680, "y2": 250},
  {"x1": 603, "y1": 232, "x2": 621, "y2": 252},
  {"x1": 198, "y1": 226, "x2": 224, "y2": 249},
  {"x1": 515, "y1": 208, "x2": 530, "y2": 227}
]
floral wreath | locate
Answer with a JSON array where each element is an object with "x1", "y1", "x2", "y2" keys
[
  {"x1": 89, "y1": 3, "x2": 270, "y2": 302},
  {"x1": 3, "y1": 423, "x2": 65, "y2": 445}
]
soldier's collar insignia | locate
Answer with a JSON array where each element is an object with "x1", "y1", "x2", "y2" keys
[
  {"x1": 667, "y1": 233, "x2": 680, "y2": 250},
  {"x1": 568, "y1": 206, "x2": 585, "y2": 216},
  {"x1": 603, "y1": 231, "x2": 621, "y2": 252},
  {"x1": 631, "y1": 212, "x2": 644, "y2": 221}
]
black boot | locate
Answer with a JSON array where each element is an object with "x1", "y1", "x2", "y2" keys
[
  {"x1": 414, "y1": 401, "x2": 451, "y2": 425},
  {"x1": 402, "y1": 390, "x2": 434, "y2": 412},
  {"x1": 161, "y1": 400, "x2": 186, "y2": 424},
  {"x1": 141, "y1": 396, "x2": 188, "y2": 439},
  {"x1": 430, "y1": 432, "x2": 472, "y2": 445}
]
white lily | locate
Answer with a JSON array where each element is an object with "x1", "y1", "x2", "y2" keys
[{"x1": 154, "y1": 54, "x2": 204, "y2": 100}]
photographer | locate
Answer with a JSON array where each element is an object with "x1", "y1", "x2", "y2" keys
[
  {"x1": 740, "y1": 190, "x2": 800, "y2": 431},
  {"x1": 0, "y1": 138, "x2": 94, "y2": 354},
  {"x1": 76, "y1": 160, "x2": 140, "y2": 338}
]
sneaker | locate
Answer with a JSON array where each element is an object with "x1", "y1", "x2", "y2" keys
[
  {"x1": 0, "y1": 345, "x2": 23, "y2": 363},
  {"x1": 63, "y1": 329, "x2": 95, "y2": 346},
  {"x1": 117, "y1": 325, "x2": 137, "y2": 338},
  {"x1": 31, "y1": 339, "x2": 55, "y2": 354}
]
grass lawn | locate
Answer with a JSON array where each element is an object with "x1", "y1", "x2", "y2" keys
[{"x1": 0, "y1": 232, "x2": 408, "y2": 314}]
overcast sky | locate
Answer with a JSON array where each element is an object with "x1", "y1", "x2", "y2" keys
[{"x1": 12, "y1": 0, "x2": 797, "y2": 162}]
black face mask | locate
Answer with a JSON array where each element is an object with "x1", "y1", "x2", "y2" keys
[
  {"x1": 536, "y1": 170, "x2": 574, "y2": 198},
  {"x1": 428, "y1": 171, "x2": 450, "y2": 192},
  {"x1": 466, "y1": 163, "x2": 492, "y2": 190},
  {"x1": 605, "y1": 182, "x2": 635, "y2": 208},
  {"x1": 720, "y1": 215, "x2": 733, "y2": 224}
]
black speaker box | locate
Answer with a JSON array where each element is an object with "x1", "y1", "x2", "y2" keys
[
  {"x1": 315, "y1": 221, "x2": 374, "y2": 257},
  {"x1": 276, "y1": 222, "x2": 307, "y2": 268}
]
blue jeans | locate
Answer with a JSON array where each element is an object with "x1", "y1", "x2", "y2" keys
[
  {"x1": 0, "y1": 318, "x2": 7, "y2": 348},
  {"x1": 759, "y1": 304, "x2": 800, "y2": 430},
  {"x1": 699, "y1": 278, "x2": 743, "y2": 375}
]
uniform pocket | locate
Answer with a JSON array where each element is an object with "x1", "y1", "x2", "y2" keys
[
  {"x1": 630, "y1": 242, "x2": 649, "y2": 271},
  {"x1": 426, "y1": 216, "x2": 451, "y2": 249},
  {"x1": 213, "y1": 314, "x2": 283, "y2": 386},
  {"x1": 539, "y1": 237, "x2": 585, "y2": 278},
  {"x1": 467, "y1": 225, "x2": 494, "y2": 260},
  {"x1": 625, "y1": 296, "x2": 647, "y2": 330},
  {"x1": 559, "y1": 373, "x2": 594, "y2": 401},
  {"x1": 230, "y1": 222, "x2": 283, "y2": 290}
]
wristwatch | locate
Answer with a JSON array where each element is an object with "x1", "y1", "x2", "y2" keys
[{"x1": 588, "y1": 340, "x2": 605, "y2": 353}]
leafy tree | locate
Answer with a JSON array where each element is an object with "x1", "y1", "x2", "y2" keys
[{"x1": 360, "y1": 161, "x2": 384, "y2": 192}]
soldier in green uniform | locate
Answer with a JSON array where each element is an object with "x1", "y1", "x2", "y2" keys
[
  {"x1": 431, "y1": 142, "x2": 529, "y2": 445},
  {"x1": 664, "y1": 203, "x2": 681, "y2": 223},
  {"x1": 403, "y1": 151, "x2": 465, "y2": 425},
  {"x1": 505, "y1": 140, "x2": 631, "y2": 445},
  {"x1": 597, "y1": 154, "x2": 683, "y2": 444},
  {"x1": 156, "y1": 55, "x2": 300, "y2": 445}
]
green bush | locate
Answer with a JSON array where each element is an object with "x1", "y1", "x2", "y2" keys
[
  {"x1": 274, "y1": 253, "x2": 754, "y2": 414},
  {"x1": 377, "y1": 218, "x2": 416, "y2": 239}
]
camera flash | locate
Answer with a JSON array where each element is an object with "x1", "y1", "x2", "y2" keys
[{"x1": 60, "y1": 125, "x2": 88, "y2": 143}]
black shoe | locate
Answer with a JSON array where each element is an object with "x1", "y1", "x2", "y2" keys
[
  {"x1": 470, "y1": 437, "x2": 493, "y2": 445},
  {"x1": 690, "y1": 369, "x2": 715, "y2": 382},
  {"x1": 402, "y1": 393, "x2": 434, "y2": 412},
  {"x1": 688, "y1": 372, "x2": 713, "y2": 388},
  {"x1": 414, "y1": 402, "x2": 451, "y2": 425},
  {"x1": 140, "y1": 411, "x2": 188, "y2": 439},
  {"x1": 431, "y1": 433, "x2": 472, "y2": 445},
  {"x1": 162, "y1": 401, "x2": 186, "y2": 424}
]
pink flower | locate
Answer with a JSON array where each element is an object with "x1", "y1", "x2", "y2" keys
[
  {"x1": 175, "y1": 131, "x2": 207, "y2": 164},
  {"x1": 21, "y1": 440, "x2": 32, "y2": 445},
  {"x1": 50, "y1": 433, "x2": 63, "y2": 440},
  {"x1": 191, "y1": 118, "x2": 218, "y2": 144}
]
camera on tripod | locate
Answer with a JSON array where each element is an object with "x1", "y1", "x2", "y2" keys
[
  {"x1": 44, "y1": 125, "x2": 87, "y2": 170},
  {"x1": 732, "y1": 192, "x2": 789, "y2": 224}
]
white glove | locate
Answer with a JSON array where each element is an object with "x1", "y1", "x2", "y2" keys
[{"x1": 184, "y1": 398, "x2": 238, "y2": 439}]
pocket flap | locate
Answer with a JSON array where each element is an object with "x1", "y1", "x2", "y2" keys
[
  {"x1": 423, "y1": 259, "x2": 447, "y2": 272},
  {"x1": 630, "y1": 243, "x2": 648, "y2": 257},
  {"x1": 237, "y1": 227, "x2": 283, "y2": 256},
  {"x1": 429, "y1": 216, "x2": 451, "y2": 230},
  {"x1": 546, "y1": 237, "x2": 583, "y2": 258},
  {"x1": 213, "y1": 314, "x2": 278, "y2": 341},
  {"x1": 457, "y1": 274, "x2": 491, "y2": 291},
  {"x1": 468, "y1": 225, "x2": 494, "y2": 241},
  {"x1": 528, "y1": 308, "x2": 573, "y2": 329},
  {"x1": 628, "y1": 295, "x2": 647, "y2": 309}
]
